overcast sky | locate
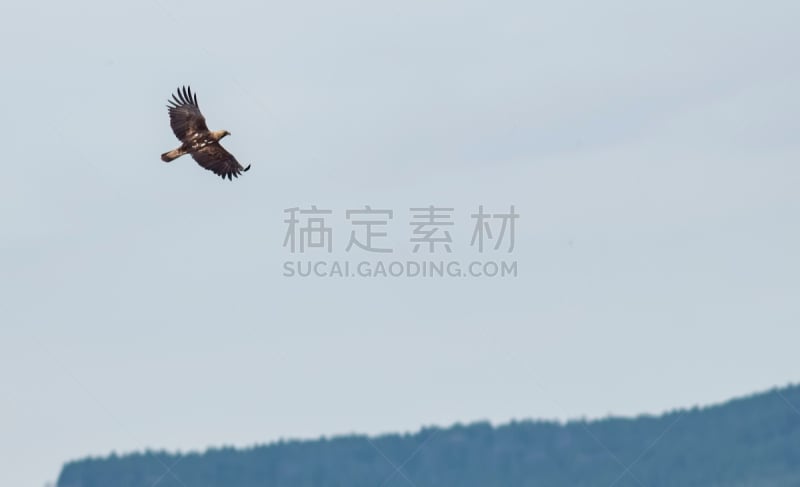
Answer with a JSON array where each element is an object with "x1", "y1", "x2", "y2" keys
[{"x1": 2, "y1": 1, "x2": 799, "y2": 486}]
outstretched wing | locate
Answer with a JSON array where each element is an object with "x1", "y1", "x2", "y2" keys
[
  {"x1": 167, "y1": 86, "x2": 209, "y2": 142},
  {"x1": 191, "y1": 143, "x2": 251, "y2": 180}
]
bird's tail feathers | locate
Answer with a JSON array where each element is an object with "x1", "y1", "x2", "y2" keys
[{"x1": 161, "y1": 148, "x2": 185, "y2": 162}]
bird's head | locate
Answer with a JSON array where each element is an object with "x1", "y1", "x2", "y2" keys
[{"x1": 210, "y1": 129, "x2": 232, "y2": 141}]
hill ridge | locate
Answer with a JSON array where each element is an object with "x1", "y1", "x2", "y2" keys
[{"x1": 58, "y1": 382, "x2": 800, "y2": 487}]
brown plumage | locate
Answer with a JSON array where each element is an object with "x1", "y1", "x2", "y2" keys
[{"x1": 161, "y1": 86, "x2": 251, "y2": 180}]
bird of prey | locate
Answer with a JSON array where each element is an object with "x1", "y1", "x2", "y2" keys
[{"x1": 161, "y1": 86, "x2": 251, "y2": 180}]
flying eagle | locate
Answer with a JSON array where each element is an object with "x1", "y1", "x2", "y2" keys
[{"x1": 161, "y1": 86, "x2": 251, "y2": 180}]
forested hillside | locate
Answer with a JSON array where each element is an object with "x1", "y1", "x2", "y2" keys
[{"x1": 57, "y1": 384, "x2": 800, "y2": 487}]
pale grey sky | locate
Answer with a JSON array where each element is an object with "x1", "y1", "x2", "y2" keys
[{"x1": 2, "y1": 1, "x2": 799, "y2": 486}]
